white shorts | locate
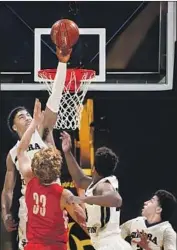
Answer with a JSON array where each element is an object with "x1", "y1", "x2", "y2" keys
[
  {"x1": 18, "y1": 196, "x2": 27, "y2": 250},
  {"x1": 93, "y1": 235, "x2": 132, "y2": 250}
]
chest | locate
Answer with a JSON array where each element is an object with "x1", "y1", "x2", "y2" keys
[
  {"x1": 130, "y1": 221, "x2": 164, "y2": 249},
  {"x1": 11, "y1": 131, "x2": 47, "y2": 170}
]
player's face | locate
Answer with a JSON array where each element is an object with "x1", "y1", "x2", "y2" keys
[
  {"x1": 13, "y1": 110, "x2": 32, "y2": 135},
  {"x1": 142, "y1": 195, "x2": 161, "y2": 217}
]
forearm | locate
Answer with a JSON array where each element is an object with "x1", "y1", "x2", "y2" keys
[
  {"x1": 1, "y1": 191, "x2": 13, "y2": 218},
  {"x1": 83, "y1": 192, "x2": 122, "y2": 207},
  {"x1": 40, "y1": 62, "x2": 67, "y2": 132},
  {"x1": 18, "y1": 120, "x2": 36, "y2": 153},
  {"x1": 64, "y1": 151, "x2": 87, "y2": 186},
  {"x1": 46, "y1": 62, "x2": 66, "y2": 113}
]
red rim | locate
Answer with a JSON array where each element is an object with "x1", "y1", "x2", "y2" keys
[{"x1": 38, "y1": 68, "x2": 95, "y2": 92}]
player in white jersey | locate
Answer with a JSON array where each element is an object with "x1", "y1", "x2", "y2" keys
[
  {"x1": 1, "y1": 48, "x2": 72, "y2": 250},
  {"x1": 121, "y1": 189, "x2": 177, "y2": 250},
  {"x1": 61, "y1": 131, "x2": 132, "y2": 250}
]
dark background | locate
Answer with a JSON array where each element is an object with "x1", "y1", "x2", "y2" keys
[
  {"x1": 1, "y1": 69, "x2": 177, "y2": 227},
  {"x1": 0, "y1": 1, "x2": 163, "y2": 84},
  {"x1": 0, "y1": 1, "x2": 177, "y2": 249}
]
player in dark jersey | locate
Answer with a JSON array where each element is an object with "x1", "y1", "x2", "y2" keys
[{"x1": 16, "y1": 99, "x2": 86, "y2": 250}]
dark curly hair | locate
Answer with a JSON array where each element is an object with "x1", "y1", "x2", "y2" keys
[
  {"x1": 94, "y1": 147, "x2": 119, "y2": 177},
  {"x1": 31, "y1": 147, "x2": 63, "y2": 184},
  {"x1": 155, "y1": 190, "x2": 177, "y2": 221},
  {"x1": 7, "y1": 106, "x2": 28, "y2": 133}
]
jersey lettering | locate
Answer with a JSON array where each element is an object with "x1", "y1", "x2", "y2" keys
[
  {"x1": 130, "y1": 231, "x2": 158, "y2": 249},
  {"x1": 33, "y1": 192, "x2": 47, "y2": 216},
  {"x1": 27, "y1": 143, "x2": 41, "y2": 152},
  {"x1": 87, "y1": 226, "x2": 97, "y2": 233}
]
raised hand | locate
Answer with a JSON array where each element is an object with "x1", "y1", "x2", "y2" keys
[
  {"x1": 60, "y1": 131, "x2": 72, "y2": 153},
  {"x1": 3, "y1": 214, "x2": 18, "y2": 232},
  {"x1": 132, "y1": 230, "x2": 151, "y2": 250},
  {"x1": 56, "y1": 47, "x2": 72, "y2": 63},
  {"x1": 33, "y1": 99, "x2": 44, "y2": 127}
]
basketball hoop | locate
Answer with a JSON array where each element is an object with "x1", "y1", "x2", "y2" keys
[{"x1": 38, "y1": 68, "x2": 95, "y2": 130}]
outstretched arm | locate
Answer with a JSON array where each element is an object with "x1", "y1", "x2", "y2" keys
[
  {"x1": 17, "y1": 99, "x2": 44, "y2": 184},
  {"x1": 68, "y1": 182, "x2": 122, "y2": 208},
  {"x1": 61, "y1": 131, "x2": 92, "y2": 190},
  {"x1": 84, "y1": 182, "x2": 122, "y2": 207},
  {"x1": 39, "y1": 48, "x2": 72, "y2": 140}
]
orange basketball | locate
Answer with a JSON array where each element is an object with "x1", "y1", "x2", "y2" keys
[{"x1": 51, "y1": 19, "x2": 79, "y2": 52}]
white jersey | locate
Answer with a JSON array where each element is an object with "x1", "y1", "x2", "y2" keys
[
  {"x1": 10, "y1": 130, "x2": 47, "y2": 196},
  {"x1": 120, "y1": 216, "x2": 177, "y2": 250},
  {"x1": 9, "y1": 130, "x2": 48, "y2": 249},
  {"x1": 85, "y1": 175, "x2": 121, "y2": 248}
]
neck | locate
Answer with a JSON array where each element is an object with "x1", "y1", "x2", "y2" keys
[
  {"x1": 92, "y1": 174, "x2": 103, "y2": 184},
  {"x1": 18, "y1": 132, "x2": 24, "y2": 140},
  {"x1": 146, "y1": 214, "x2": 162, "y2": 224},
  {"x1": 18, "y1": 128, "x2": 34, "y2": 140}
]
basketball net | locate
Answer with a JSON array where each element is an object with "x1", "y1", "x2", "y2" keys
[{"x1": 38, "y1": 69, "x2": 95, "y2": 130}]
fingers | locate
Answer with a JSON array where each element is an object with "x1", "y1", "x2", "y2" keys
[
  {"x1": 137, "y1": 229, "x2": 147, "y2": 240},
  {"x1": 60, "y1": 131, "x2": 70, "y2": 138},
  {"x1": 5, "y1": 219, "x2": 18, "y2": 232},
  {"x1": 34, "y1": 98, "x2": 41, "y2": 114},
  {"x1": 6, "y1": 224, "x2": 18, "y2": 232},
  {"x1": 41, "y1": 110, "x2": 45, "y2": 120},
  {"x1": 36, "y1": 99, "x2": 41, "y2": 113},
  {"x1": 56, "y1": 47, "x2": 72, "y2": 55},
  {"x1": 33, "y1": 98, "x2": 43, "y2": 120},
  {"x1": 132, "y1": 239, "x2": 139, "y2": 244},
  {"x1": 68, "y1": 48, "x2": 72, "y2": 55}
]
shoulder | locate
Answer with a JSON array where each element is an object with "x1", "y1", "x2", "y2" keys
[
  {"x1": 97, "y1": 181, "x2": 113, "y2": 190},
  {"x1": 9, "y1": 141, "x2": 20, "y2": 163},
  {"x1": 105, "y1": 175, "x2": 118, "y2": 182},
  {"x1": 134, "y1": 216, "x2": 145, "y2": 221},
  {"x1": 9, "y1": 141, "x2": 19, "y2": 152},
  {"x1": 26, "y1": 177, "x2": 37, "y2": 195},
  {"x1": 6, "y1": 151, "x2": 16, "y2": 170},
  {"x1": 163, "y1": 223, "x2": 176, "y2": 236},
  {"x1": 124, "y1": 216, "x2": 143, "y2": 225},
  {"x1": 60, "y1": 188, "x2": 73, "y2": 208},
  {"x1": 163, "y1": 223, "x2": 177, "y2": 247},
  {"x1": 99, "y1": 175, "x2": 118, "y2": 188},
  {"x1": 27, "y1": 176, "x2": 37, "y2": 187},
  {"x1": 95, "y1": 176, "x2": 117, "y2": 194},
  {"x1": 9, "y1": 142, "x2": 18, "y2": 156}
]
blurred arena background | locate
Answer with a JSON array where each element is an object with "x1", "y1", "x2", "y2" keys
[{"x1": 0, "y1": 1, "x2": 177, "y2": 250}]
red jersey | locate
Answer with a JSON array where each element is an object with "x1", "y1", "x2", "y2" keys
[{"x1": 25, "y1": 177, "x2": 68, "y2": 248}]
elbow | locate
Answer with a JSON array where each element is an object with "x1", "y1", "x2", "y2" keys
[{"x1": 114, "y1": 194, "x2": 122, "y2": 208}]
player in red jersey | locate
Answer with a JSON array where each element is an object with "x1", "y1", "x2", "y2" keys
[{"x1": 17, "y1": 99, "x2": 86, "y2": 250}]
